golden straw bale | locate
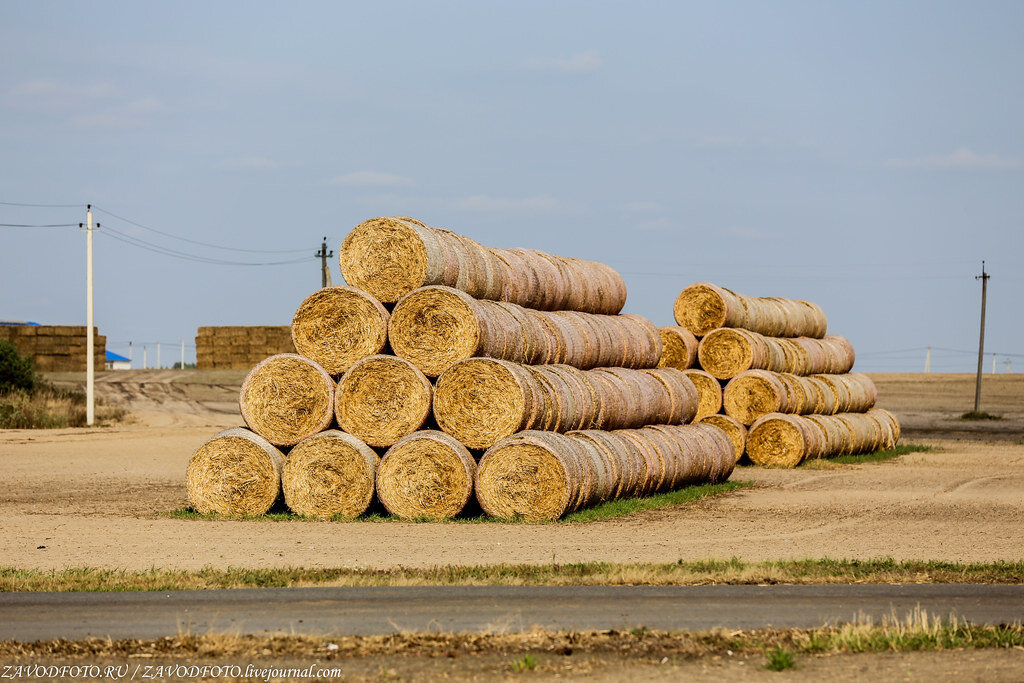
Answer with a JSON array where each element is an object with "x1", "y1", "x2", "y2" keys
[
  {"x1": 281, "y1": 430, "x2": 379, "y2": 519},
  {"x1": 475, "y1": 431, "x2": 584, "y2": 521},
  {"x1": 871, "y1": 408, "x2": 901, "y2": 445},
  {"x1": 746, "y1": 413, "x2": 813, "y2": 467},
  {"x1": 615, "y1": 430, "x2": 659, "y2": 496},
  {"x1": 674, "y1": 281, "x2": 828, "y2": 338},
  {"x1": 689, "y1": 423, "x2": 736, "y2": 482},
  {"x1": 339, "y1": 217, "x2": 450, "y2": 303},
  {"x1": 722, "y1": 369, "x2": 789, "y2": 425},
  {"x1": 335, "y1": 355, "x2": 433, "y2": 447},
  {"x1": 642, "y1": 368, "x2": 700, "y2": 424},
  {"x1": 186, "y1": 428, "x2": 284, "y2": 515},
  {"x1": 682, "y1": 369, "x2": 724, "y2": 420},
  {"x1": 673, "y1": 282, "x2": 746, "y2": 336},
  {"x1": 388, "y1": 286, "x2": 491, "y2": 376},
  {"x1": 239, "y1": 354, "x2": 335, "y2": 446},
  {"x1": 698, "y1": 414, "x2": 747, "y2": 463},
  {"x1": 657, "y1": 326, "x2": 699, "y2": 370},
  {"x1": 697, "y1": 328, "x2": 763, "y2": 379},
  {"x1": 376, "y1": 430, "x2": 476, "y2": 519},
  {"x1": 290, "y1": 286, "x2": 390, "y2": 376},
  {"x1": 434, "y1": 358, "x2": 539, "y2": 449},
  {"x1": 567, "y1": 430, "x2": 628, "y2": 498}
]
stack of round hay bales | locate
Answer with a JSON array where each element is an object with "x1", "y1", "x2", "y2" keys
[
  {"x1": 698, "y1": 414, "x2": 747, "y2": 463},
  {"x1": 723, "y1": 370, "x2": 878, "y2": 425},
  {"x1": 376, "y1": 431, "x2": 476, "y2": 519},
  {"x1": 432, "y1": 358, "x2": 699, "y2": 449},
  {"x1": 745, "y1": 408, "x2": 900, "y2": 467},
  {"x1": 657, "y1": 325, "x2": 699, "y2": 370},
  {"x1": 674, "y1": 281, "x2": 827, "y2": 338},
  {"x1": 239, "y1": 354, "x2": 335, "y2": 446},
  {"x1": 698, "y1": 328, "x2": 855, "y2": 380},
  {"x1": 474, "y1": 424, "x2": 735, "y2": 520},
  {"x1": 290, "y1": 286, "x2": 390, "y2": 376},
  {"x1": 186, "y1": 428, "x2": 284, "y2": 515},
  {"x1": 339, "y1": 216, "x2": 628, "y2": 313},
  {"x1": 388, "y1": 285, "x2": 661, "y2": 376},
  {"x1": 334, "y1": 355, "x2": 433, "y2": 447},
  {"x1": 282, "y1": 430, "x2": 380, "y2": 519}
]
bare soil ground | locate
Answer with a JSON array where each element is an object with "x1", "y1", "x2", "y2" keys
[{"x1": 1, "y1": 372, "x2": 1021, "y2": 571}]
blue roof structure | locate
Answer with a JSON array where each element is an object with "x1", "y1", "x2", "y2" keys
[{"x1": 105, "y1": 350, "x2": 130, "y2": 362}]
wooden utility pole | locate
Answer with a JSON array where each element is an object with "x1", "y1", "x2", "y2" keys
[
  {"x1": 974, "y1": 261, "x2": 990, "y2": 413},
  {"x1": 316, "y1": 237, "x2": 333, "y2": 288},
  {"x1": 79, "y1": 206, "x2": 96, "y2": 426}
]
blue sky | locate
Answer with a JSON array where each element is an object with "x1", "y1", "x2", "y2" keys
[{"x1": 1, "y1": 1, "x2": 1021, "y2": 372}]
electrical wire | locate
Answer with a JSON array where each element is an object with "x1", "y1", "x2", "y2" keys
[
  {"x1": 99, "y1": 227, "x2": 309, "y2": 266},
  {"x1": 0, "y1": 201, "x2": 82, "y2": 208},
  {"x1": 92, "y1": 205, "x2": 310, "y2": 254},
  {"x1": 0, "y1": 222, "x2": 79, "y2": 228}
]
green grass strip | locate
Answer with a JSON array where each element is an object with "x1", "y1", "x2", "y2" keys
[{"x1": 799, "y1": 443, "x2": 931, "y2": 467}]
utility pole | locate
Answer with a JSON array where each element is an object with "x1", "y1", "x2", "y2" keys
[
  {"x1": 128, "y1": 341, "x2": 133, "y2": 366},
  {"x1": 79, "y1": 207, "x2": 96, "y2": 426},
  {"x1": 924, "y1": 347, "x2": 931, "y2": 373},
  {"x1": 143, "y1": 345, "x2": 147, "y2": 370},
  {"x1": 974, "y1": 261, "x2": 990, "y2": 413},
  {"x1": 180, "y1": 339, "x2": 185, "y2": 370},
  {"x1": 992, "y1": 353, "x2": 997, "y2": 374},
  {"x1": 316, "y1": 237, "x2": 333, "y2": 288}
]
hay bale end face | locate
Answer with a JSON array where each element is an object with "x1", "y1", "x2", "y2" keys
[
  {"x1": 282, "y1": 430, "x2": 379, "y2": 519},
  {"x1": 335, "y1": 355, "x2": 433, "y2": 448},
  {"x1": 681, "y1": 369, "x2": 723, "y2": 421},
  {"x1": 475, "y1": 432, "x2": 582, "y2": 521},
  {"x1": 746, "y1": 413, "x2": 808, "y2": 468},
  {"x1": 291, "y1": 286, "x2": 390, "y2": 376},
  {"x1": 239, "y1": 354, "x2": 335, "y2": 447},
  {"x1": 657, "y1": 325, "x2": 699, "y2": 370},
  {"x1": 186, "y1": 428, "x2": 284, "y2": 515},
  {"x1": 339, "y1": 217, "x2": 436, "y2": 303},
  {"x1": 698, "y1": 414, "x2": 748, "y2": 463},
  {"x1": 377, "y1": 431, "x2": 476, "y2": 519},
  {"x1": 389, "y1": 286, "x2": 483, "y2": 377},
  {"x1": 434, "y1": 358, "x2": 535, "y2": 449}
]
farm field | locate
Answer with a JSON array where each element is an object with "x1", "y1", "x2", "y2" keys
[{"x1": 2, "y1": 372, "x2": 1022, "y2": 571}]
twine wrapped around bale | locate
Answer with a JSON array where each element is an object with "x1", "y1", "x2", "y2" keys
[
  {"x1": 290, "y1": 286, "x2": 390, "y2": 376},
  {"x1": 673, "y1": 281, "x2": 827, "y2": 338},
  {"x1": 657, "y1": 326, "x2": 699, "y2": 370},
  {"x1": 698, "y1": 414, "x2": 748, "y2": 463},
  {"x1": 339, "y1": 216, "x2": 628, "y2": 313},
  {"x1": 335, "y1": 355, "x2": 433, "y2": 447},
  {"x1": 281, "y1": 430, "x2": 379, "y2": 519},
  {"x1": 186, "y1": 427, "x2": 284, "y2": 515},
  {"x1": 239, "y1": 354, "x2": 335, "y2": 447},
  {"x1": 746, "y1": 409, "x2": 901, "y2": 467},
  {"x1": 389, "y1": 285, "x2": 661, "y2": 376},
  {"x1": 376, "y1": 431, "x2": 476, "y2": 519},
  {"x1": 681, "y1": 369, "x2": 723, "y2": 420},
  {"x1": 698, "y1": 329, "x2": 856, "y2": 380},
  {"x1": 433, "y1": 359, "x2": 699, "y2": 449}
]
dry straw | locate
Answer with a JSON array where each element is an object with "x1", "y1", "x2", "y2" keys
[
  {"x1": 335, "y1": 355, "x2": 433, "y2": 447},
  {"x1": 681, "y1": 369, "x2": 723, "y2": 420},
  {"x1": 673, "y1": 281, "x2": 827, "y2": 338},
  {"x1": 339, "y1": 216, "x2": 627, "y2": 313},
  {"x1": 433, "y1": 358, "x2": 539, "y2": 449},
  {"x1": 723, "y1": 370, "x2": 878, "y2": 424},
  {"x1": 746, "y1": 409, "x2": 901, "y2": 467},
  {"x1": 186, "y1": 427, "x2": 284, "y2": 515},
  {"x1": 698, "y1": 329, "x2": 856, "y2": 380},
  {"x1": 377, "y1": 431, "x2": 477, "y2": 519},
  {"x1": 239, "y1": 354, "x2": 335, "y2": 447},
  {"x1": 282, "y1": 430, "x2": 379, "y2": 519},
  {"x1": 657, "y1": 325, "x2": 699, "y2": 370},
  {"x1": 290, "y1": 286, "x2": 390, "y2": 376},
  {"x1": 698, "y1": 414, "x2": 748, "y2": 463},
  {"x1": 389, "y1": 285, "x2": 661, "y2": 376}
]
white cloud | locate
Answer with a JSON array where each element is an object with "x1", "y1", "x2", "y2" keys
[
  {"x1": 525, "y1": 50, "x2": 603, "y2": 73},
  {"x1": 454, "y1": 195, "x2": 561, "y2": 213},
  {"x1": 329, "y1": 171, "x2": 414, "y2": 187},
  {"x1": 887, "y1": 147, "x2": 1022, "y2": 170},
  {"x1": 218, "y1": 155, "x2": 276, "y2": 170}
]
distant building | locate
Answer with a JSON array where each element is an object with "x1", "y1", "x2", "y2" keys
[{"x1": 105, "y1": 350, "x2": 131, "y2": 371}]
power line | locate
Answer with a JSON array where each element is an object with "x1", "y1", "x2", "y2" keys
[
  {"x1": 0, "y1": 222, "x2": 78, "y2": 228},
  {"x1": 99, "y1": 225, "x2": 309, "y2": 266},
  {"x1": 92, "y1": 205, "x2": 310, "y2": 254},
  {"x1": 0, "y1": 200, "x2": 82, "y2": 208}
]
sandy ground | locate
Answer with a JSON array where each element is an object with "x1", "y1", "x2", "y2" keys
[{"x1": 1, "y1": 372, "x2": 1021, "y2": 571}]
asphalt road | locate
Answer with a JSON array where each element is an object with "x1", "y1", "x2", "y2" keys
[{"x1": 2, "y1": 584, "x2": 1022, "y2": 641}]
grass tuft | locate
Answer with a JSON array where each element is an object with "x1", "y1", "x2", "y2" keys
[
  {"x1": 960, "y1": 411, "x2": 1002, "y2": 420},
  {"x1": 763, "y1": 645, "x2": 796, "y2": 671},
  {"x1": 509, "y1": 653, "x2": 538, "y2": 672}
]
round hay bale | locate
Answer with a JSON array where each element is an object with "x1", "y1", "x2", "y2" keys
[
  {"x1": 698, "y1": 414, "x2": 747, "y2": 463},
  {"x1": 186, "y1": 427, "x2": 284, "y2": 515},
  {"x1": 691, "y1": 422, "x2": 736, "y2": 482},
  {"x1": 698, "y1": 328, "x2": 762, "y2": 379},
  {"x1": 377, "y1": 430, "x2": 476, "y2": 519},
  {"x1": 282, "y1": 430, "x2": 379, "y2": 519},
  {"x1": 673, "y1": 282, "x2": 745, "y2": 337},
  {"x1": 239, "y1": 354, "x2": 335, "y2": 447},
  {"x1": 871, "y1": 408, "x2": 901, "y2": 445},
  {"x1": 475, "y1": 431, "x2": 583, "y2": 521},
  {"x1": 339, "y1": 217, "x2": 448, "y2": 303},
  {"x1": 389, "y1": 286, "x2": 490, "y2": 377},
  {"x1": 434, "y1": 358, "x2": 538, "y2": 449},
  {"x1": 290, "y1": 286, "x2": 390, "y2": 376},
  {"x1": 566, "y1": 430, "x2": 625, "y2": 499},
  {"x1": 722, "y1": 369, "x2": 788, "y2": 425},
  {"x1": 657, "y1": 326, "x2": 699, "y2": 370},
  {"x1": 746, "y1": 413, "x2": 810, "y2": 467},
  {"x1": 682, "y1": 369, "x2": 724, "y2": 420},
  {"x1": 335, "y1": 355, "x2": 433, "y2": 448},
  {"x1": 642, "y1": 367, "x2": 700, "y2": 425}
]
